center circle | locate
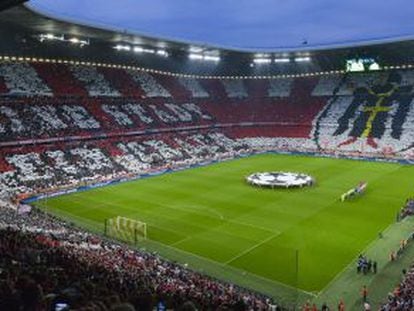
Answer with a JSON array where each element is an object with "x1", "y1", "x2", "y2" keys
[{"x1": 246, "y1": 172, "x2": 315, "y2": 188}]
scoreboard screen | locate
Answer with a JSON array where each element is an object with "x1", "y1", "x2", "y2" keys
[{"x1": 346, "y1": 58, "x2": 381, "y2": 72}]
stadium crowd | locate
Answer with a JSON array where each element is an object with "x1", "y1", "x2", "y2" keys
[
  {"x1": 0, "y1": 205, "x2": 277, "y2": 310},
  {"x1": 0, "y1": 131, "x2": 253, "y2": 199},
  {"x1": 380, "y1": 265, "x2": 414, "y2": 311},
  {"x1": 1, "y1": 60, "x2": 414, "y2": 310},
  {"x1": 1, "y1": 61, "x2": 414, "y2": 160},
  {"x1": 399, "y1": 198, "x2": 414, "y2": 220}
]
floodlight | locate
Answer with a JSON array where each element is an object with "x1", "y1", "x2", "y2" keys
[
  {"x1": 294, "y1": 56, "x2": 311, "y2": 62},
  {"x1": 189, "y1": 53, "x2": 203, "y2": 60},
  {"x1": 156, "y1": 50, "x2": 168, "y2": 57},
  {"x1": 204, "y1": 55, "x2": 220, "y2": 62},
  {"x1": 274, "y1": 58, "x2": 290, "y2": 63},
  {"x1": 253, "y1": 58, "x2": 272, "y2": 64},
  {"x1": 114, "y1": 45, "x2": 131, "y2": 51}
]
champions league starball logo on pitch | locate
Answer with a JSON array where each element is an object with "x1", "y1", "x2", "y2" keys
[{"x1": 246, "y1": 172, "x2": 314, "y2": 188}]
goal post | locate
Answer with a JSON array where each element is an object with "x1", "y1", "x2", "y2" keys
[{"x1": 104, "y1": 216, "x2": 147, "y2": 243}]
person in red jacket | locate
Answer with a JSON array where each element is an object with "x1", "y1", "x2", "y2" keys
[
  {"x1": 338, "y1": 299, "x2": 345, "y2": 311},
  {"x1": 303, "y1": 301, "x2": 311, "y2": 311},
  {"x1": 361, "y1": 285, "x2": 368, "y2": 302}
]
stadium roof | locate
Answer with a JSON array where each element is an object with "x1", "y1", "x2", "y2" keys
[
  {"x1": 2, "y1": 2, "x2": 414, "y2": 75},
  {"x1": 28, "y1": 0, "x2": 414, "y2": 51}
]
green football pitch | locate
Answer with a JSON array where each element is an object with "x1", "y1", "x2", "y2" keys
[{"x1": 34, "y1": 153, "x2": 414, "y2": 301}]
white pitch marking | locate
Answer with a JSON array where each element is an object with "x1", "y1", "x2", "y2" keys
[{"x1": 224, "y1": 231, "x2": 281, "y2": 265}]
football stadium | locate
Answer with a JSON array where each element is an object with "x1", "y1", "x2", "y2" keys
[{"x1": 2, "y1": 1, "x2": 414, "y2": 310}]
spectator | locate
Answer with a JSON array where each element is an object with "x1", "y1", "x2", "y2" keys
[{"x1": 0, "y1": 206, "x2": 274, "y2": 310}]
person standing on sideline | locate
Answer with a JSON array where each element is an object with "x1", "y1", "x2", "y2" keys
[
  {"x1": 338, "y1": 299, "x2": 345, "y2": 311},
  {"x1": 361, "y1": 285, "x2": 368, "y2": 302}
]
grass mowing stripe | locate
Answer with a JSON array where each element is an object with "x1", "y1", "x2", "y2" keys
[
  {"x1": 42, "y1": 197, "x2": 189, "y2": 241},
  {"x1": 70, "y1": 190, "x2": 227, "y2": 230},
  {"x1": 55, "y1": 192, "x2": 269, "y2": 246},
  {"x1": 64, "y1": 194, "x2": 216, "y2": 233},
  {"x1": 225, "y1": 218, "x2": 278, "y2": 234},
  {"x1": 73, "y1": 188, "x2": 280, "y2": 242},
  {"x1": 224, "y1": 231, "x2": 282, "y2": 265},
  {"x1": 35, "y1": 153, "x2": 413, "y2": 303},
  {"x1": 39, "y1": 200, "x2": 314, "y2": 306},
  {"x1": 139, "y1": 230, "x2": 316, "y2": 297}
]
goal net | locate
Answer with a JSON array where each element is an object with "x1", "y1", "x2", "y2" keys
[{"x1": 105, "y1": 216, "x2": 147, "y2": 243}]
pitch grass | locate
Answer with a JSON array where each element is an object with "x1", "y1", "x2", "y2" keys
[{"x1": 35, "y1": 153, "x2": 413, "y2": 296}]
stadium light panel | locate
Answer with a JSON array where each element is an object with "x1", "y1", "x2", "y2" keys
[
  {"x1": 133, "y1": 47, "x2": 157, "y2": 55},
  {"x1": 253, "y1": 58, "x2": 272, "y2": 64},
  {"x1": 68, "y1": 37, "x2": 89, "y2": 47},
  {"x1": 204, "y1": 55, "x2": 220, "y2": 62},
  {"x1": 39, "y1": 34, "x2": 88, "y2": 47},
  {"x1": 369, "y1": 62, "x2": 380, "y2": 71},
  {"x1": 274, "y1": 58, "x2": 290, "y2": 63},
  {"x1": 189, "y1": 53, "x2": 203, "y2": 60},
  {"x1": 142, "y1": 48, "x2": 155, "y2": 54},
  {"x1": 294, "y1": 56, "x2": 311, "y2": 62},
  {"x1": 133, "y1": 46, "x2": 144, "y2": 53},
  {"x1": 156, "y1": 50, "x2": 168, "y2": 57},
  {"x1": 114, "y1": 45, "x2": 131, "y2": 51},
  {"x1": 189, "y1": 53, "x2": 220, "y2": 62},
  {"x1": 39, "y1": 33, "x2": 64, "y2": 42}
]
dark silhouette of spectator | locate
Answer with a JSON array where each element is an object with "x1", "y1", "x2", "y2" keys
[{"x1": 361, "y1": 285, "x2": 368, "y2": 302}]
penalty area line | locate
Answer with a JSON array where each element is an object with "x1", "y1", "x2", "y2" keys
[
  {"x1": 146, "y1": 234, "x2": 316, "y2": 298},
  {"x1": 224, "y1": 231, "x2": 281, "y2": 265}
]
